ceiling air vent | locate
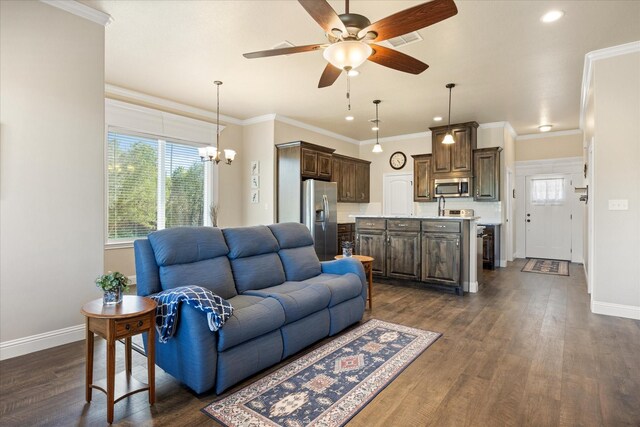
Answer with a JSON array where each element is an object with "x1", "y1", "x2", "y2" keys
[{"x1": 380, "y1": 31, "x2": 423, "y2": 48}]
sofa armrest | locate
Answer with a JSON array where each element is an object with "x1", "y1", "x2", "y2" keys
[{"x1": 321, "y1": 258, "x2": 367, "y2": 300}]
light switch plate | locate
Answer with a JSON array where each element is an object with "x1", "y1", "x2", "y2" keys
[{"x1": 608, "y1": 199, "x2": 629, "y2": 210}]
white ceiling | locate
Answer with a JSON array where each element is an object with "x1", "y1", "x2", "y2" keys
[{"x1": 83, "y1": 0, "x2": 640, "y2": 140}]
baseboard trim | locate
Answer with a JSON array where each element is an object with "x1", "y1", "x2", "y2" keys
[
  {"x1": 591, "y1": 300, "x2": 640, "y2": 320},
  {"x1": 499, "y1": 260, "x2": 507, "y2": 268},
  {"x1": 0, "y1": 324, "x2": 85, "y2": 361},
  {"x1": 468, "y1": 281, "x2": 478, "y2": 293}
]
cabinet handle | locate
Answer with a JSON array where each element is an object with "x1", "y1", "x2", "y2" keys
[
  {"x1": 366, "y1": 222, "x2": 375, "y2": 226},
  {"x1": 426, "y1": 192, "x2": 430, "y2": 198},
  {"x1": 398, "y1": 224, "x2": 408, "y2": 227},
  {"x1": 476, "y1": 189, "x2": 480, "y2": 197},
  {"x1": 457, "y1": 240, "x2": 459, "y2": 247},
  {"x1": 138, "y1": 320, "x2": 143, "y2": 327},
  {"x1": 125, "y1": 324, "x2": 131, "y2": 330},
  {"x1": 435, "y1": 225, "x2": 446, "y2": 228}
]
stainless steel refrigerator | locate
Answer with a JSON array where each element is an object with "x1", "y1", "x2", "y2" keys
[{"x1": 302, "y1": 180, "x2": 337, "y2": 261}]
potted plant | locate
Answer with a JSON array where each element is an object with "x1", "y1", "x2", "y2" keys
[{"x1": 95, "y1": 271, "x2": 130, "y2": 305}]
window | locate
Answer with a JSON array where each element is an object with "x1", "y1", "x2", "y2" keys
[
  {"x1": 107, "y1": 129, "x2": 210, "y2": 244},
  {"x1": 530, "y1": 178, "x2": 565, "y2": 205}
]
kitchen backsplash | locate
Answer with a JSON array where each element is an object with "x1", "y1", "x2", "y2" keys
[{"x1": 337, "y1": 200, "x2": 503, "y2": 224}]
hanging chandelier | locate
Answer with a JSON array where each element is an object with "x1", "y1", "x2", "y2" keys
[{"x1": 199, "y1": 81, "x2": 236, "y2": 165}]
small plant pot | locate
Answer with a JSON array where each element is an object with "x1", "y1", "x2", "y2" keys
[{"x1": 103, "y1": 288, "x2": 123, "y2": 305}]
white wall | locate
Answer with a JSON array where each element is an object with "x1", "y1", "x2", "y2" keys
[
  {"x1": 588, "y1": 50, "x2": 640, "y2": 319},
  {"x1": 0, "y1": 1, "x2": 105, "y2": 358}
]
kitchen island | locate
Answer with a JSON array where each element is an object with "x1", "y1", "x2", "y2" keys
[{"x1": 353, "y1": 216, "x2": 480, "y2": 294}]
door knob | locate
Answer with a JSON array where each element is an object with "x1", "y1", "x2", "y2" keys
[
  {"x1": 526, "y1": 219, "x2": 531, "y2": 223},
  {"x1": 526, "y1": 213, "x2": 530, "y2": 217}
]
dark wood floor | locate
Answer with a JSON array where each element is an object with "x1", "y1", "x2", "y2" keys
[{"x1": 1, "y1": 259, "x2": 639, "y2": 426}]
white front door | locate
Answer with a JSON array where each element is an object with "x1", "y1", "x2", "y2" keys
[
  {"x1": 525, "y1": 174, "x2": 572, "y2": 260},
  {"x1": 383, "y1": 173, "x2": 413, "y2": 216}
]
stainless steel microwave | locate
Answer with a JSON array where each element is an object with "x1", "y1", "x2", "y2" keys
[{"x1": 434, "y1": 178, "x2": 471, "y2": 198}]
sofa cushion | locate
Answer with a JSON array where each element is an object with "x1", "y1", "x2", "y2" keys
[
  {"x1": 159, "y1": 257, "x2": 237, "y2": 299},
  {"x1": 229, "y1": 253, "x2": 286, "y2": 293},
  {"x1": 268, "y1": 223, "x2": 314, "y2": 248},
  {"x1": 268, "y1": 223, "x2": 321, "y2": 281},
  {"x1": 245, "y1": 281, "x2": 331, "y2": 324},
  {"x1": 217, "y1": 295, "x2": 286, "y2": 352},
  {"x1": 302, "y1": 273, "x2": 363, "y2": 307},
  {"x1": 278, "y1": 246, "x2": 322, "y2": 282},
  {"x1": 149, "y1": 227, "x2": 229, "y2": 266},
  {"x1": 223, "y1": 226, "x2": 280, "y2": 259}
]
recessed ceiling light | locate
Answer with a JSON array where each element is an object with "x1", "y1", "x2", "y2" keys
[
  {"x1": 541, "y1": 10, "x2": 564, "y2": 23},
  {"x1": 433, "y1": 116, "x2": 443, "y2": 121},
  {"x1": 371, "y1": 126, "x2": 379, "y2": 131},
  {"x1": 347, "y1": 69, "x2": 359, "y2": 77},
  {"x1": 345, "y1": 115, "x2": 354, "y2": 121},
  {"x1": 538, "y1": 124, "x2": 552, "y2": 132}
]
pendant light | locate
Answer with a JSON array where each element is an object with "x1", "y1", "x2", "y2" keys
[
  {"x1": 199, "y1": 81, "x2": 237, "y2": 165},
  {"x1": 372, "y1": 100, "x2": 383, "y2": 153},
  {"x1": 442, "y1": 83, "x2": 456, "y2": 145}
]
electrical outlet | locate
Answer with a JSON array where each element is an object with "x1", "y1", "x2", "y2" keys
[{"x1": 608, "y1": 199, "x2": 629, "y2": 210}]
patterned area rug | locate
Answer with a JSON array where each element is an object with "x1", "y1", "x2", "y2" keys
[
  {"x1": 202, "y1": 319, "x2": 441, "y2": 426},
  {"x1": 522, "y1": 258, "x2": 569, "y2": 276}
]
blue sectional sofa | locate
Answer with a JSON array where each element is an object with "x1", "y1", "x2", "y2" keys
[{"x1": 134, "y1": 222, "x2": 366, "y2": 394}]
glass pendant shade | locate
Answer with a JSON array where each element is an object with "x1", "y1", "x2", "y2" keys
[
  {"x1": 323, "y1": 41, "x2": 372, "y2": 71},
  {"x1": 224, "y1": 149, "x2": 236, "y2": 164},
  {"x1": 442, "y1": 133, "x2": 455, "y2": 145},
  {"x1": 372, "y1": 143, "x2": 383, "y2": 153}
]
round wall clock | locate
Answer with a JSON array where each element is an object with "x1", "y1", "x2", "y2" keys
[{"x1": 389, "y1": 151, "x2": 407, "y2": 170}]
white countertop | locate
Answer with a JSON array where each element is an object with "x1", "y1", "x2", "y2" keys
[
  {"x1": 478, "y1": 221, "x2": 503, "y2": 225},
  {"x1": 351, "y1": 215, "x2": 481, "y2": 221}
]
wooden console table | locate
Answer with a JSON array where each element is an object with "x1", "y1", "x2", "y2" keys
[
  {"x1": 335, "y1": 254, "x2": 374, "y2": 310},
  {"x1": 81, "y1": 296, "x2": 157, "y2": 424}
]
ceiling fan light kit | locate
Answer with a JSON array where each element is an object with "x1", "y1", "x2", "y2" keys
[
  {"x1": 243, "y1": 0, "x2": 457, "y2": 88},
  {"x1": 442, "y1": 82, "x2": 456, "y2": 145}
]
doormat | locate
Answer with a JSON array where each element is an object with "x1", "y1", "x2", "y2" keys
[
  {"x1": 202, "y1": 319, "x2": 441, "y2": 426},
  {"x1": 522, "y1": 258, "x2": 569, "y2": 276}
]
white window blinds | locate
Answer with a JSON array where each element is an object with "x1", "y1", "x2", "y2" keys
[{"x1": 107, "y1": 129, "x2": 207, "y2": 244}]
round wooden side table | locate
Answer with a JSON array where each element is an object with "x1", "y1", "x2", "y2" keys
[
  {"x1": 335, "y1": 254, "x2": 374, "y2": 310},
  {"x1": 81, "y1": 295, "x2": 157, "y2": 424}
]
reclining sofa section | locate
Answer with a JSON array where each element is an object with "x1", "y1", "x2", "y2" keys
[{"x1": 134, "y1": 222, "x2": 367, "y2": 394}]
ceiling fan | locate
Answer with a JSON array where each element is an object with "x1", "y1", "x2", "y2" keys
[{"x1": 243, "y1": 0, "x2": 458, "y2": 88}]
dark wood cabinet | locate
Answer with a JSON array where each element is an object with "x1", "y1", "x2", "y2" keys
[
  {"x1": 422, "y1": 233, "x2": 461, "y2": 286},
  {"x1": 299, "y1": 145, "x2": 334, "y2": 180},
  {"x1": 473, "y1": 147, "x2": 501, "y2": 201},
  {"x1": 355, "y1": 161, "x2": 370, "y2": 203},
  {"x1": 387, "y1": 231, "x2": 421, "y2": 280},
  {"x1": 276, "y1": 141, "x2": 336, "y2": 222},
  {"x1": 332, "y1": 154, "x2": 370, "y2": 203},
  {"x1": 412, "y1": 154, "x2": 433, "y2": 202},
  {"x1": 355, "y1": 230, "x2": 386, "y2": 276},
  {"x1": 430, "y1": 122, "x2": 478, "y2": 179}
]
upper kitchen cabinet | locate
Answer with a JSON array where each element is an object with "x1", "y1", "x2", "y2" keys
[
  {"x1": 299, "y1": 144, "x2": 334, "y2": 180},
  {"x1": 473, "y1": 147, "x2": 502, "y2": 201},
  {"x1": 430, "y1": 121, "x2": 478, "y2": 178},
  {"x1": 412, "y1": 154, "x2": 433, "y2": 202},
  {"x1": 332, "y1": 154, "x2": 370, "y2": 203}
]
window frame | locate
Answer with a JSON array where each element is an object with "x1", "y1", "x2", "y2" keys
[{"x1": 104, "y1": 99, "x2": 219, "y2": 249}]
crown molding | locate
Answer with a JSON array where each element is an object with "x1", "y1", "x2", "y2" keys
[
  {"x1": 516, "y1": 129, "x2": 582, "y2": 141},
  {"x1": 105, "y1": 84, "x2": 244, "y2": 125},
  {"x1": 40, "y1": 0, "x2": 113, "y2": 26},
  {"x1": 273, "y1": 115, "x2": 360, "y2": 145},
  {"x1": 580, "y1": 41, "x2": 640, "y2": 130},
  {"x1": 242, "y1": 114, "x2": 277, "y2": 126}
]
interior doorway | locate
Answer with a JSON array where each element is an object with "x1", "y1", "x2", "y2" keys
[
  {"x1": 525, "y1": 174, "x2": 572, "y2": 260},
  {"x1": 383, "y1": 173, "x2": 413, "y2": 216}
]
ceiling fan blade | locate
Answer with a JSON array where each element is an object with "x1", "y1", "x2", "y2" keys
[
  {"x1": 243, "y1": 44, "x2": 326, "y2": 59},
  {"x1": 298, "y1": 0, "x2": 347, "y2": 35},
  {"x1": 318, "y1": 63, "x2": 342, "y2": 88},
  {"x1": 369, "y1": 45, "x2": 429, "y2": 74},
  {"x1": 358, "y1": 0, "x2": 458, "y2": 42}
]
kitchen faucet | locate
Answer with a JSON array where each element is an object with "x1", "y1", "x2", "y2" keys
[{"x1": 438, "y1": 195, "x2": 446, "y2": 217}]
